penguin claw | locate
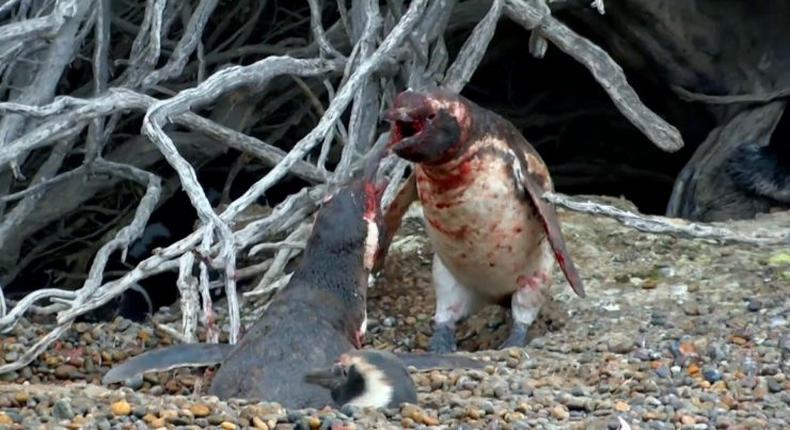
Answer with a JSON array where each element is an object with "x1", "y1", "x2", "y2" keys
[
  {"x1": 429, "y1": 323, "x2": 457, "y2": 353},
  {"x1": 499, "y1": 322, "x2": 530, "y2": 349}
]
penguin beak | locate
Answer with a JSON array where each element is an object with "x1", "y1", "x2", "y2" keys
[
  {"x1": 304, "y1": 363, "x2": 346, "y2": 390},
  {"x1": 382, "y1": 107, "x2": 414, "y2": 123}
]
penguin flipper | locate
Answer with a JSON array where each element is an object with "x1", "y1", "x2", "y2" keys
[
  {"x1": 492, "y1": 116, "x2": 585, "y2": 298},
  {"x1": 372, "y1": 172, "x2": 418, "y2": 274},
  {"x1": 101, "y1": 343, "x2": 234, "y2": 385}
]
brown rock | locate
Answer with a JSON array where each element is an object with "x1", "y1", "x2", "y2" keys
[
  {"x1": 54, "y1": 364, "x2": 78, "y2": 379},
  {"x1": 0, "y1": 413, "x2": 13, "y2": 425},
  {"x1": 190, "y1": 404, "x2": 211, "y2": 417},
  {"x1": 614, "y1": 401, "x2": 630, "y2": 412},
  {"x1": 220, "y1": 422, "x2": 238, "y2": 430},
  {"x1": 680, "y1": 415, "x2": 696, "y2": 426},
  {"x1": 110, "y1": 400, "x2": 132, "y2": 416},
  {"x1": 150, "y1": 417, "x2": 167, "y2": 428},
  {"x1": 551, "y1": 405, "x2": 569, "y2": 420},
  {"x1": 252, "y1": 416, "x2": 270, "y2": 430}
]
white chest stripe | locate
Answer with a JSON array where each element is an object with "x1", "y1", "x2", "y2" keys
[{"x1": 346, "y1": 364, "x2": 393, "y2": 408}]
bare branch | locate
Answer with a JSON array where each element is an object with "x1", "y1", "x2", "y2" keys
[
  {"x1": 443, "y1": 0, "x2": 503, "y2": 92},
  {"x1": 141, "y1": 0, "x2": 219, "y2": 88},
  {"x1": 504, "y1": 0, "x2": 684, "y2": 152},
  {"x1": 544, "y1": 191, "x2": 790, "y2": 246}
]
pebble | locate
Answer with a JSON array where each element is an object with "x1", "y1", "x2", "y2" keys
[
  {"x1": 190, "y1": 404, "x2": 211, "y2": 417},
  {"x1": 607, "y1": 335, "x2": 633, "y2": 354},
  {"x1": 702, "y1": 367, "x2": 722, "y2": 383},
  {"x1": 614, "y1": 401, "x2": 630, "y2": 412},
  {"x1": 110, "y1": 400, "x2": 132, "y2": 416},
  {"x1": 54, "y1": 364, "x2": 78, "y2": 379},
  {"x1": 551, "y1": 405, "x2": 569, "y2": 420},
  {"x1": 53, "y1": 399, "x2": 75, "y2": 420}
]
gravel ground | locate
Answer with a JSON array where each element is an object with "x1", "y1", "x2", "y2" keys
[{"x1": 1, "y1": 197, "x2": 788, "y2": 429}]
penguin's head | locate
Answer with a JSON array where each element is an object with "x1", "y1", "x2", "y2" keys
[
  {"x1": 306, "y1": 145, "x2": 387, "y2": 273},
  {"x1": 304, "y1": 350, "x2": 416, "y2": 409},
  {"x1": 384, "y1": 88, "x2": 473, "y2": 165}
]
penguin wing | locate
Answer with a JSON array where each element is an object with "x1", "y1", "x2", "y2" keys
[
  {"x1": 500, "y1": 121, "x2": 586, "y2": 298},
  {"x1": 372, "y1": 172, "x2": 418, "y2": 274},
  {"x1": 101, "y1": 343, "x2": 233, "y2": 385}
]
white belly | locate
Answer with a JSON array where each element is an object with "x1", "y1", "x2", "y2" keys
[{"x1": 417, "y1": 160, "x2": 552, "y2": 300}]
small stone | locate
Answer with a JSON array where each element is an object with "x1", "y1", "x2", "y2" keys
[
  {"x1": 150, "y1": 418, "x2": 166, "y2": 428},
  {"x1": 741, "y1": 376, "x2": 758, "y2": 389},
  {"x1": 14, "y1": 391, "x2": 29, "y2": 405},
  {"x1": 4, "y1": 351, "x2": 18, "y2": 362},
  {"x1": 53, "y1": 399, "x2": 75, "y2": 420},
  {"x1": 190, "y1": 404, "x2": 211, "y2": 417},
  {"x1": 768, "y1": 377, "x2": 783, "y2": 393},
  {"x1": 68, "y1": 416, "x2": 88, "y2": 430},
  {"x1": 703, "y1": 368, "x2": 722, "y2": 383},
  {"x1": 252, "y1": 416, "x2": 270, "y2": 430},
  {"x1": 307, "y1": 416, "x2": 320, "y2": 429},
  {"x1": 680, "y1": 415, "x2": 696, "y2": 426},
  {"x1": 401, "y1": 404, "x2": 437, "y2": 425},
  {"x1": 614, "y1": 401, "x2": 630, "y2": 412},
  {"x1": 429, "y1": 372, "x2": 447, "y2": 390},
  {"x1": 747, "y1": 299, "x2": 761, "y2": 312},
  {"x1": 383, "y1": 317, "x2": 396, "y2": 327},
  {"x1": 551, "y1": 405, "x2": 569, "y2": 420},
  {"x1": 0, "y1": 413, "x2": 13, "y2": 425},
  {"x1": 220, "y1": 422, "x2": 237, "y2": 430},
  {"x1": 655, "y1": 366, "x2": 671, "y2": 378},
  {"x1": 54, "y1": 364, "x2": 78, "y2": 379},
  {"x1": 110, "y1": 400, "x2": 132, "y2": 416},
  {"x1": 466, "y1": 407, "x2": 485, "y2": 419},
  {"x1": 687, "y1": 363, "x2": 700, "y2": 376},
  {"x1": 405, "y1": 316, "x2": 417, "y2": 325}
]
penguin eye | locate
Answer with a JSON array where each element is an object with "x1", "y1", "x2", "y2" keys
[
  {"x1": 427, "y1": 112, "x2": 436, "y2": 121},
  {"x1": 332, "y1": 363, "x2": 347, "y2": 377}
]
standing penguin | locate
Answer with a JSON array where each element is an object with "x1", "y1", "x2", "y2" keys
[{"x1": 380, "y1": 88, "x2": 586, "y2": 353}]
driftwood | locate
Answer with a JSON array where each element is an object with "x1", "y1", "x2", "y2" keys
[
  {"x1": 0, "y1": 0, "x2": 779, "y2": 375},
  {"x1": 545, "y1": 192, "x2": 790, "y2": 246}
]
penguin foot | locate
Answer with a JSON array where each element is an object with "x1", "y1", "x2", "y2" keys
[
  {"x1": 499, "y1": 322, "x2": 530, "y2": 349},
  {"x1": 429, "y1": 323, "x2": 457, "y2": 353}
]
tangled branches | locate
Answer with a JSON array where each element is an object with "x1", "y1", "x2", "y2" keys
[{"x1": 0, "y1": 0, "x2": 682, "y2": 374}]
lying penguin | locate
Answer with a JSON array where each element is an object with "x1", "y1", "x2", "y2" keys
[{"x1": 103, "y1": 145, "x2": 484, "y2": 409}]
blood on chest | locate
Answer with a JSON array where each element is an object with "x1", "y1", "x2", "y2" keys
[{"x1": 417, "y1": 160, "x2": 549, "y2": 294}]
